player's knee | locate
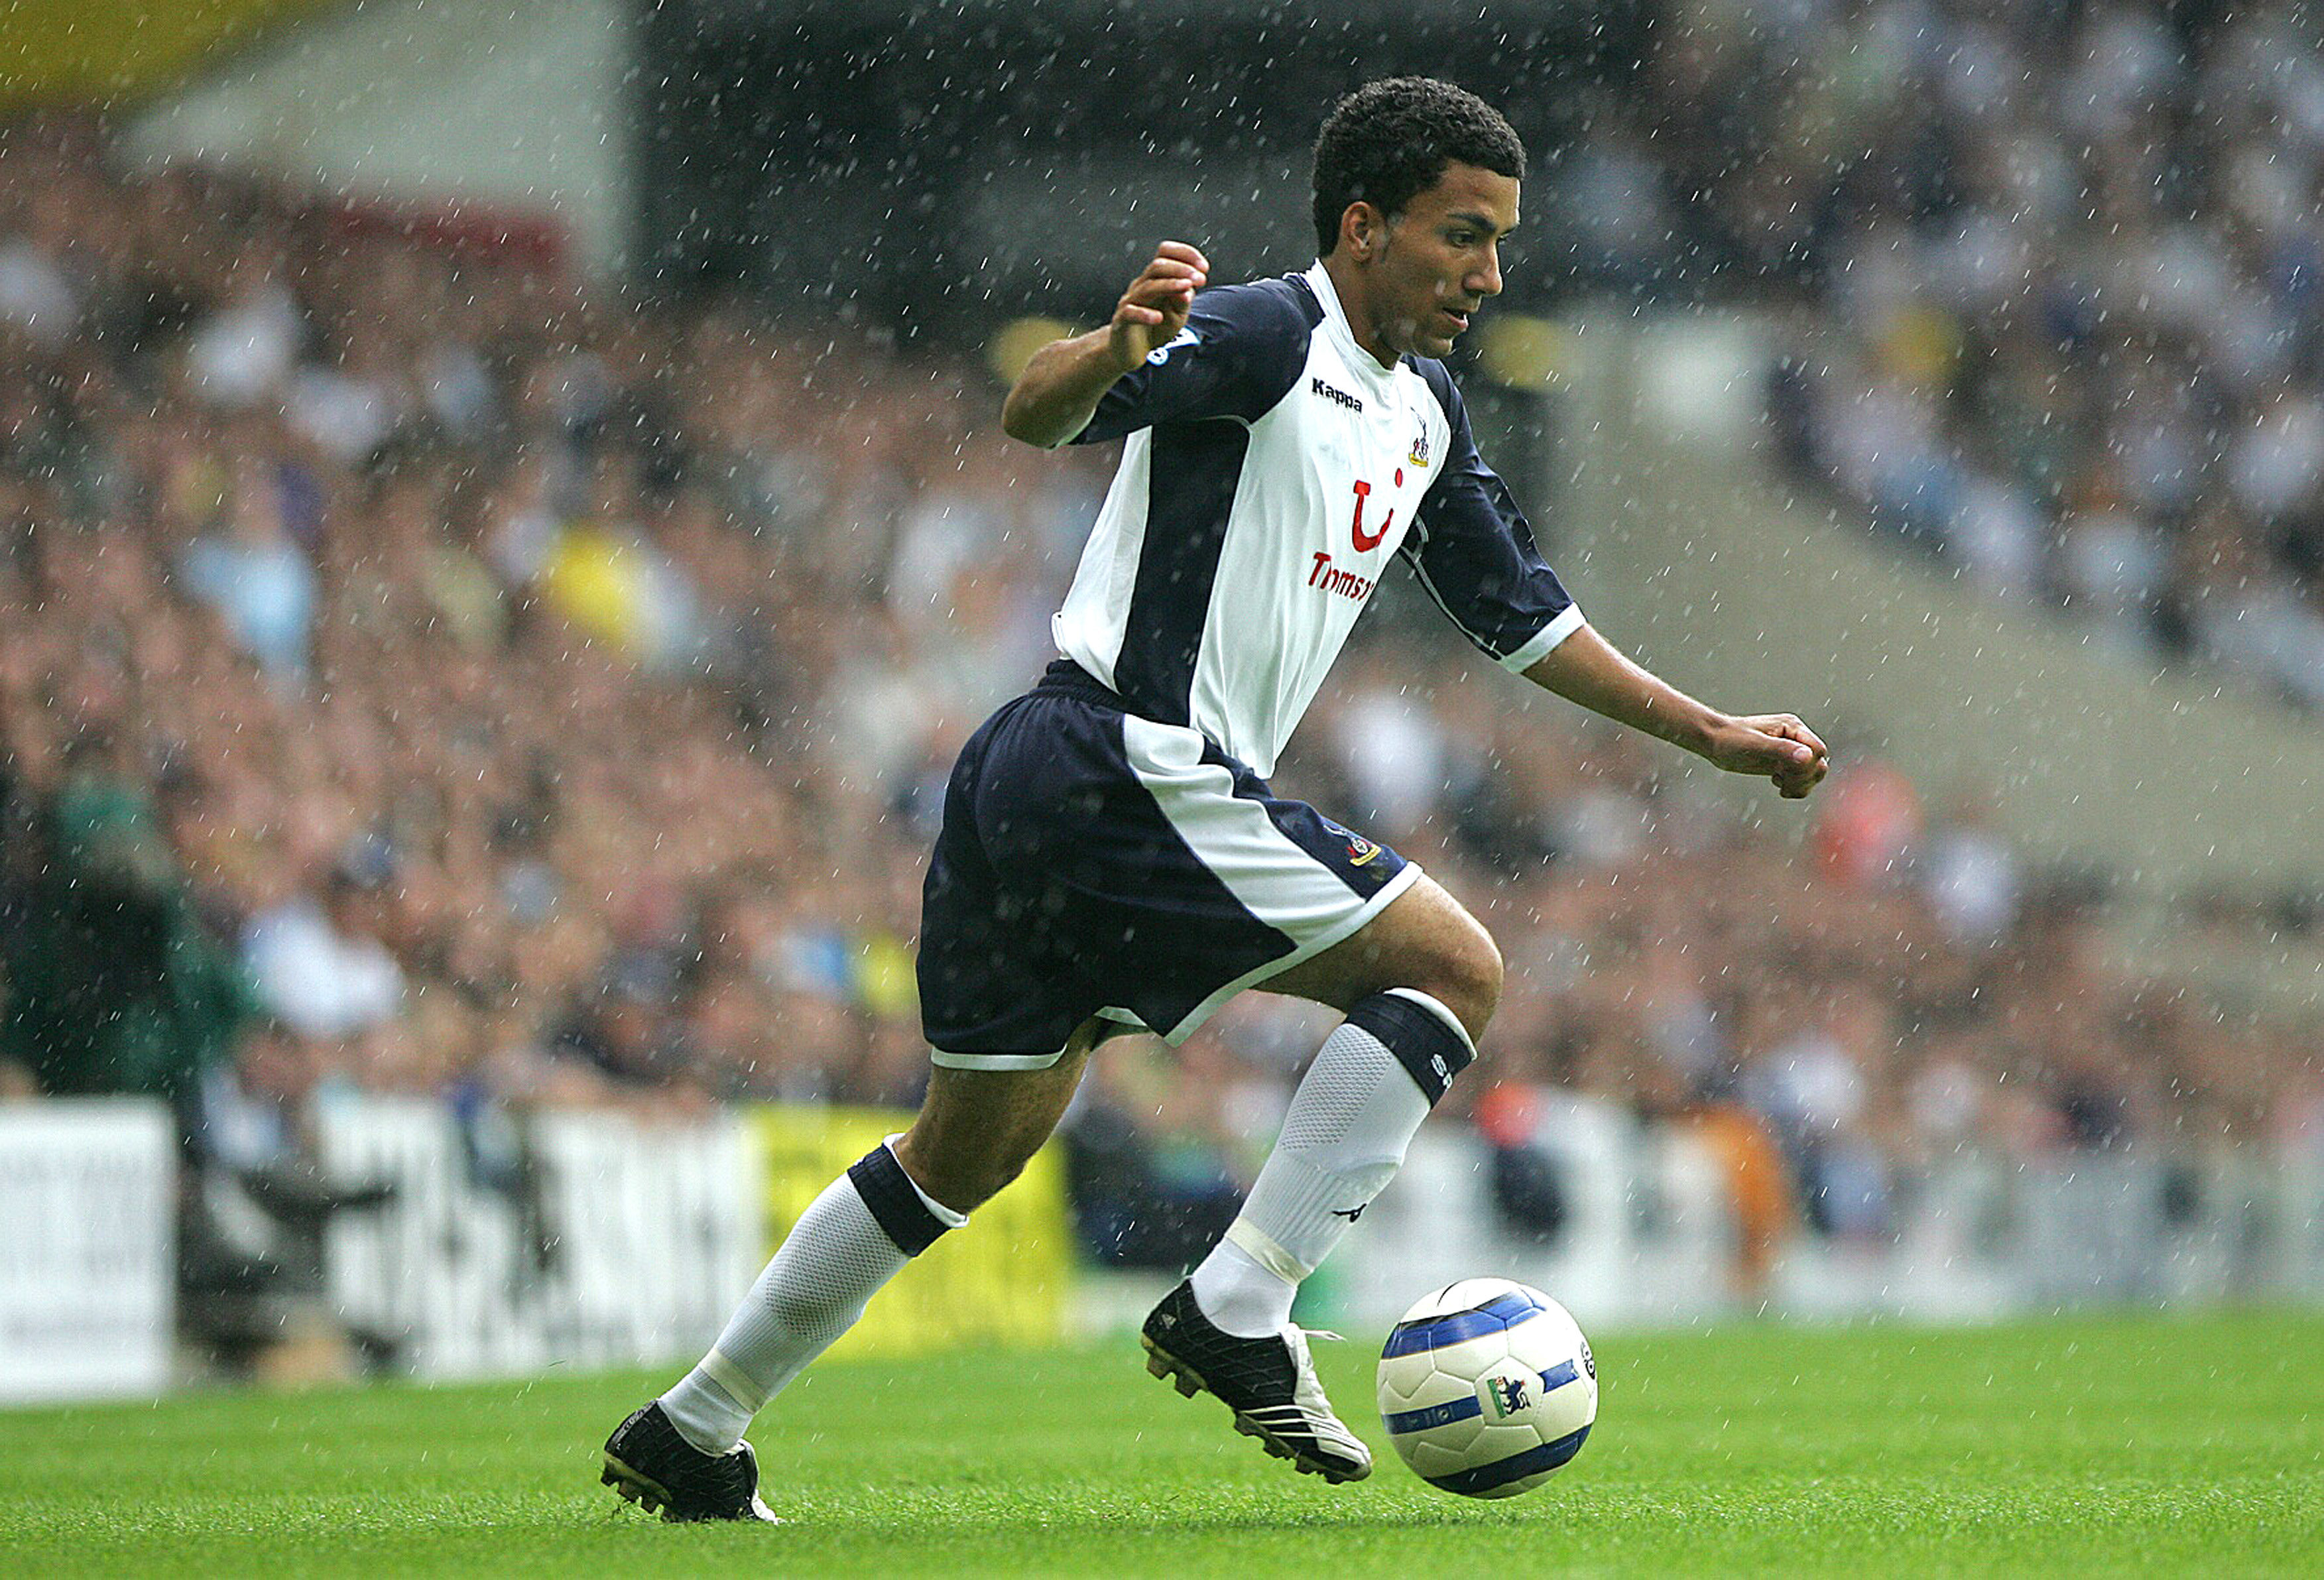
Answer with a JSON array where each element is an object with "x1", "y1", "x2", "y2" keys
[
  {"x1": 1418, "y1": 929, "x2": 1501, "y2": 1044},
  {"x1": 1460, "y1": 940, "x2": 1504, "y2": 1040}
]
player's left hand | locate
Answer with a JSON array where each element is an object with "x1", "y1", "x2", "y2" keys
[{"x1": 1703, "y1": 713, "x2": 1829, "y2": 799}]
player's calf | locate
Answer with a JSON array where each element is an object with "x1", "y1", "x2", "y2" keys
[
  {"x1": 892, "y1": 1062, "x2": 1084, "y2": 1209},
  {"x1": 1192, "y1": 987, "x2": 1477, "y2": 1335},
  {"x1": 1154, "y1": 985, "x2": 1477, "y2": 1481},
  {"x1": 605, "y1": 1136, "x2": 965, "y2": 1522}
]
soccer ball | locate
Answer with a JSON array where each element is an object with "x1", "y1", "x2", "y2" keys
[{"x1": 1375, "y1": 1278, "x2": 1598, "y2": 1498}]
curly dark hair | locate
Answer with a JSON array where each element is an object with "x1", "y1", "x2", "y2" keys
[{"x1": 1310, "y1": 78, "x2": 1526, "y2": 257}]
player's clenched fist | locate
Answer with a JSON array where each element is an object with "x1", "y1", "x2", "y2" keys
[
  {"x1": 1733, "y1": 713, "x2": 1830, "y2": 800},
  {"x1": 1109, "y1": 242, "x2": 1209, "y2": 371},
  {"x1": 999, "y1": 241, "x2": 1210, "y2": 448}
]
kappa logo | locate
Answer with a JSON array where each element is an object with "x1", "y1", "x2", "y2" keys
[
  {"x1": 1311, "y1": 375, "x2": 1364, "y2": 412},
  {"x1": 1409, "y1": 427, "x2": 1432, "y2": 467},
  {"x1": 1145, "y1": 327, "x2": 1199, "y2": 366}
]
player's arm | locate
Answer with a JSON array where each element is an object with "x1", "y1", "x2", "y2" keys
[
  {"x1": 1520, "y1": 623, "x2": 1829, "y2": 800},
  {"x1": 1001, "y1": 242, "x2": 1209, "y2": 448},
  {"x1": 1404, "y1": 361, "x2": 1828, "y2": 800}
]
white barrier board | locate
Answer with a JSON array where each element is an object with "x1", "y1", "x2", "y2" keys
[
  {"x1": 0, "y1": 1101, "x2": 175, "y2": 1403},
  {"x1": 321, "y1": 1101, "x2": 761, "y2": 1379}
]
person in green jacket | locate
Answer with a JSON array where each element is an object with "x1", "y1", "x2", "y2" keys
[{"x1": 2, "y1": 738, "x2": 259, "y2": 1109}]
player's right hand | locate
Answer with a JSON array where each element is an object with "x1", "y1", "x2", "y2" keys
[{"x1": 1109, "y1": 242, "x2": 1209, "y2": 371}]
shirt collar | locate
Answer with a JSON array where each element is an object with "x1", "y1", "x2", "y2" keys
[{"x1": 1302, "y1": 259, "x2": 1399, "y2": 387}]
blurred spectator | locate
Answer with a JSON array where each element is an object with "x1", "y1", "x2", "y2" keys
[
  {"x1": 184, "y1": 245, "x2": 302, "y2": 408},
  {"x1": 1, "y1": 733, "x2": 258, "y2": 1104},
  {"x1": 242, "y1": 862, "x2": 407, "y2": 1040},
  {"x1": 1811, "y1": 758, "x2": 1924, "y2": 890},
  {"x1": 1920, "y1": 790, "x2": 2022, "y2": 942},
  {"x1": 178, "y1": 454, "x2": 318, "y2": 678}
]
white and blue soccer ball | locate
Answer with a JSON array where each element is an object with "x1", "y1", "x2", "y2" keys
[{"x1": 1375, "y1": 1278, "x2": 1598, "y2": 1498}]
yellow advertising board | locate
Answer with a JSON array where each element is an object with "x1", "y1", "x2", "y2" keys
[
  {"x1": 749, "y1": 1105, "x2": 1071, "y2": 1358},
  {"x1": 0, "y1": 1, "x2": 334, "y2": 109}
]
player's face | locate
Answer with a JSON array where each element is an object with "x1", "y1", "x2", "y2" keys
[{"x1": 1371, "y1": 163, "x2": 1519, "y2": 359}]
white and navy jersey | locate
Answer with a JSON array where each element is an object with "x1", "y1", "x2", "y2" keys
[{"x1": 1051, "y1": 259, "x2": 1583, "y2": 777}]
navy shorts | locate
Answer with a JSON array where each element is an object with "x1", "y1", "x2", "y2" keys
[{"x1": 918, "y1": 662, "x2": 1418, "y2": 1067}]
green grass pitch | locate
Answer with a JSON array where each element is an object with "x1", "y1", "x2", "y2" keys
[{"x1": 6, "y1": 1309, "x2": 2319, "y2": 1577}]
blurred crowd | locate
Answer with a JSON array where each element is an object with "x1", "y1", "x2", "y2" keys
[
  {"x1": 0, "y1": 119, "x2": 1068, "y2": 1137},
  {"x1": 1559, "y1": 0, "x2": 2324, "y2": 706},
  {"x1": 0, "y1": 101, "x2": 2313, "y2": 1296}
]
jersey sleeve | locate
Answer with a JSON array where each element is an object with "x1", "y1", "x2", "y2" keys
[
  {"x1": 1070, "y1": 280, "x2": 1312, "y2": 446},
  {"x1": 1402, "y1": 361, "x2": 1585, "y2": 670}
]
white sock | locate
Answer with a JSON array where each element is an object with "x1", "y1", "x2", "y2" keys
[
  {"x1": 1190, "y1": 989, "x2": 1475, "y2": 1337},
  {"x1": 659, "y1": 1138, "x2": 964, "y2": 1455},
  {"x1": 1188, "y1": 1238, "x2": 1291, "y2": 1337}
]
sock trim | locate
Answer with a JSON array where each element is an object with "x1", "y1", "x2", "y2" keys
[
  {"x1": 698, "y1": 1348, "x2": 770, "y2": 1415},
  {"x1": 846, "y1": 1143, "x2": 953, "y2": 1255},
  {"x1": 881, "y1": 1135, "x2": 970, "y2": 1227},
  {"x1": 1381, "y1": 987, "x2": 1477, "y2": 1059},
  {"x1": 1347, "y1": 989, "x2": 1475, "y2": 1106},
  {"x1": 1225, "y1": 1218, "x2": 1313, "y2": 1284}
]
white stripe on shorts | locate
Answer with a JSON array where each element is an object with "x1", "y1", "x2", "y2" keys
[{"x1": 1120, "y1": 714, "x2": 1420, "y2": 1042}]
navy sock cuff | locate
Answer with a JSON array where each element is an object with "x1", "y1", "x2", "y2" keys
[
  {"x1": 1346, "y1": 991, "x2": 1475, "y2": 1107},
  {"x1": 846, "y1": 1144, "x2": 951, "y2": 1256}
]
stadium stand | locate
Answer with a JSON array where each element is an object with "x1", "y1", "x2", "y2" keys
[
  {"x1": 1557, "y1": 0, "x2": 2324, "y2": 707},
  {"x1": 0, "y1": 91, "x2": 2311, "y2": 1326}
]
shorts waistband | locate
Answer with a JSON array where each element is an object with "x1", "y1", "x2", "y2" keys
[{"x1": 1033, "y1": 658, "x2": 1132, "y2": 711}]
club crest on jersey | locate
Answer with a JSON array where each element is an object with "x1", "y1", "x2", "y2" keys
[
  {"x1": 1409, "y1": 428, "x2": 1432, "y2": 468},
  {"x1": 1146, "y1": 327, "x2": 1199, "y2": 366}
]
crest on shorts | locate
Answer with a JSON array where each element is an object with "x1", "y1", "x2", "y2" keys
[{"x1": 1321, "y1": 815, "x2": 1383, "y2": 867}]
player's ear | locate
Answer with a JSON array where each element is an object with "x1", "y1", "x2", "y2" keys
[{"x1": 1341, "y1": 202, "x2": 1385, "y2": 263}]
